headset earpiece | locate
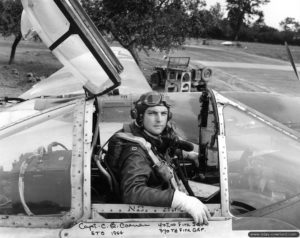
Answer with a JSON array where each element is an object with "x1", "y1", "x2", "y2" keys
[
  {"x1": 168, "y1": 111, "x2": 172, "y2": 120},
  {"x1": 130, "y1": 108, "x2": 138, "y2": 119}
]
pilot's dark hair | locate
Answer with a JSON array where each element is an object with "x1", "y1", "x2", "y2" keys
[{"x1": 131, "y1": 91, "x2": 172, "y2": 126}]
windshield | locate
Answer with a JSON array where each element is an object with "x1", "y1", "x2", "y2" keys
[
  {"x1": 0, "y1": 108, "x2": 74, "y2": 216},
  {"x1": 224, "y1": 105, "x2": 300, "y2": 216}
]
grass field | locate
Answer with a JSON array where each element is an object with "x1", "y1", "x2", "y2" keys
[
  {"x1": 0, "y1": 36, "x2": 300, "y2": 97},
  {"x1": 186, "y1": 38, "x2": 300, "y2": 63},
  {"x1": 0, "y1": 36, "x2": 62, "y2": 97}
]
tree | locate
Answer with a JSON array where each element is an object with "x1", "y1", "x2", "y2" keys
[
  {"x1": 0, "y1": 0, "x2": 23, "y2": 64},
  {"x1": 186, "y1": 2, "x2": 225, "y2": 39},
  {"x1": 207, "y1": 3, "x2": 225, "y2": 38},
  {"x1": 226, "y1": 0, "x2": 270, "y2": 41},
  {"x1": 184, "y1": 0, "x2": 206, "y2": 38},
  {"x1": 210, "y1": 2, "x2": 224, "y2": 21},
  {"x1": 82, "y1": 0, "x2": 202, "y2": 65},
  {"x1": 280, "y1": 17, "x2": 300, "y2": 32},
  {"x1": 187, "y1": 9, "x2": 209, "y2": 38}
]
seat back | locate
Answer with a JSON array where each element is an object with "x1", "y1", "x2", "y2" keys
[
  {"x1": 103, "y1": 157, "x2": 121, "y2": 201},
  {"x1": 93, "y1": 147, "x2": 122, "y2": 203}
]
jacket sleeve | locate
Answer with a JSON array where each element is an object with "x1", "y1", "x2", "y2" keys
[{"x1": 119, "y1": 145, "x2": 175, "y2": 207}]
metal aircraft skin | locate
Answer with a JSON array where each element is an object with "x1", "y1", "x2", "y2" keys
[{"x1": 0, "y1": 0, "x2": 300, "y2": 237}]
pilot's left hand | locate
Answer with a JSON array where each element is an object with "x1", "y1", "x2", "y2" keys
[
  {"x1": 184, "y1": 151, "x2": 199, "y2": 167},
  {"x1": 171, "y1": 190, "x2": 210, "y2": 225}
]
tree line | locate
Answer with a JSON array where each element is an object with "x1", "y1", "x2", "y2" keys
[{"x1": 1, "y1": 0, "x2": 300, "y2": 65}]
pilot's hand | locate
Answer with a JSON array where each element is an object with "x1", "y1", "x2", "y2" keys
[
  {"x1": 171, "y1": 190, "x2": 210, "y2": 225},
  {"x1": 185, "y1": 151, "x2": 199, "y2": 167}
]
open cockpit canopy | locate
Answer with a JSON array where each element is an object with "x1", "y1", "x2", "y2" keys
[{"x1": 21, "y1": 0, "x2": 123, "y2": 96}]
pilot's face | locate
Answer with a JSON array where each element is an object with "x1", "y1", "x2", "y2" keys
[{"x1": 143, "y1": 106, "x2": 168, "y2": 135}]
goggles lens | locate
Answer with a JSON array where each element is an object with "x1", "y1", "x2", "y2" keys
[{"x1": 143, "y1": 93, "x2": 163, "y2": 106}]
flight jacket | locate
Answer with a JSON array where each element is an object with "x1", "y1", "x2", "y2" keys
[{"x1": 106, "y1": 122, "x2": 176, "y2": 207}]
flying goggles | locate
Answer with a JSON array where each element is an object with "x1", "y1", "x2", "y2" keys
[{"x1": 138, "y1": 92, "x2": 170, "y2": 107}]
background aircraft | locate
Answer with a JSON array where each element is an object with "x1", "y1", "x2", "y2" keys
[{"x1": 0, "y1": 0, "x2": 300, "y2": 237}]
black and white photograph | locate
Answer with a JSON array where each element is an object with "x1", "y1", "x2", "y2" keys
[{"x1": 0, "y1": 0, "x2": 300, "y2": 237}]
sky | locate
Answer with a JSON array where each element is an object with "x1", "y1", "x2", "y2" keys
[{"x1": 205, "y1": 0, "x2": 300, "y2": 30}]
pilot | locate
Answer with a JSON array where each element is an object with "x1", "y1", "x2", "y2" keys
[{"x1": 105, "y1": 91, "x2": 210, "y2": 225}]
